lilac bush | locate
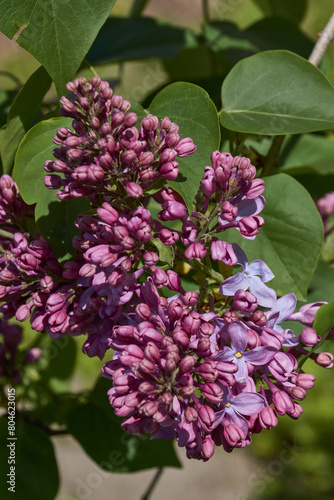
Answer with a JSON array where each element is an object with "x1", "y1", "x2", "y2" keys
[{"x1": 0, "y1": 77, "x2": 332, "y2": 464}]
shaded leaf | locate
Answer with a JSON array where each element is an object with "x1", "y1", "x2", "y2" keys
[
  {"x1": 279, "y1": 134, "x2": 334, "y2": 175},
  {"x1": 220, "y1": 50, "x2": 334, "y2": 135},
  {"x1": 252, "y1": 0, "x2": 307, "y2": 24},
  {"x1": 0, "y1": 66, "x2": 52, "y2": 174},
  {"x1": 87, "y1": 17, "x2": 195, "y2": 64},
  {"x1": 0, "y1": 416, "x2": 59, "y2": 500},
  {"x1": 0, "y1": 0, "x2": 117, "y2": 96},
  {"x1": 224, "y1": 174, "x2": 323, "y2": 300},
  {"x1": 13, "y1": 118, "x2": 90, "y2": 261},
  {"x1": 313, "y1": 302, "x2": 334, "y2": 341}
]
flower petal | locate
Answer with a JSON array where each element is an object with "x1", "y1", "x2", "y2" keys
[
  {"x1": 220, "y1": 272, "x2": 249, "y2": 296},
  {"x1": 248, "y1": 276, "x2": 277, "y2": 308},
  {"x1": 269, "y1": 293, "x2": 297, "y2": 323},
  {"x1": 247, "y1": 259, "x2": 275, "y2": 282},
  {"x1": 231, "y1": 243, "x2": 248, "y2": 269},
  {"x1": 237, "y1": 196, "x2": 265, "y2": 218},
  {"x1": 232, "y1": 392, "x2": 266, "y2": 415},
  {"x1": 228, "y1": 321, "x2": 248, "y2": 352},
  {"x1": 243, "y1": 346, "x2": 277, "y2": 365}
]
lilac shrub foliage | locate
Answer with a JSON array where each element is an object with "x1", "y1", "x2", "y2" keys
[{"x1": 0, "y1": 78, "x2": 332, "y2": 461}]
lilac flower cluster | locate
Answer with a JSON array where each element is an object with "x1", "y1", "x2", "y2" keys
[
  {"x1": 103, "y1": 260, "x2": 331, "y2": 459},
  {"x1": 0, "y1": 78, "x2": 332, "y2": 462},
  {"x1": 44, "y1": 77, "x2": 196, "y2": 204}
]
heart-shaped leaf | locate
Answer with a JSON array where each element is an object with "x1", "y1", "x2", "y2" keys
[
  {"x1": 220, "y1": 50, "x2": 334, "y2": 135},
  {"x1": 0, "y1": 0, "x2": 117, "y2": 96}
]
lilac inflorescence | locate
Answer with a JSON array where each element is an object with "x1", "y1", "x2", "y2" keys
[
  {"x1": 44, "y1": 77, "x2": 196, "y2": 204},
  {"x1": 0, "y1": 78, "x2": 332, "y2": 462}
]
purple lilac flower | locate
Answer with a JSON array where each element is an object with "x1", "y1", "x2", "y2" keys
[{"x1": 219, "y1": 244, "x2": 276, "y2": 307}]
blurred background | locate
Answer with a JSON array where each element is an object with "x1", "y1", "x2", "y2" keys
[{"x1": 1, "y1": 1, "x2": 334, "y2": 499}]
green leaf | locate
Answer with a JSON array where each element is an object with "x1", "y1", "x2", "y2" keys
[
  {"x1": 252, "y1": 0, "x2": 307, "y2": 24},
  {"x1": 224, "y1": 174, "x2": 324, "y2": 300},
  {"x1": 0, "y1": 66, "x2": 52, "y2": 174},
  {"x1": 39, "y1": 336, "x2": 77, "y2": 382},
  {"x1": 67, "y1": 378, "x2": 181, "y2": 472},
  {"x1": 0, "y1": 417, "x2": 59, "y2": 500},
  {"x1": 220, "y1": 50, "x2": 334, "y2": 135},
  {"x1": 313, "y1": 302, "x2": 334, "y2": 341},
  {"x1": 35, "y1": 195, "x2": 90, "y2": 262},
  {"x1": 279, "y1": 134, "x2": 334, "y2": 175},
  {"x1": 87, "y1": 17, "x2": 194, "y2": 64},
  {"x1": 149, "y1": 82, "x2": 220, "y2": 212},
  {"x1": 0, "y1": 0, "x2": 117, "y2": 96},
  {"x1": 13, "y1": 118, "x2": 90, "y2": 261},
  {"x1": 308, "y1": 259, "x2": 334, "y2": 304},
  {"x1": 151, "y1": 237, "x2": 175, "y2": 266}
]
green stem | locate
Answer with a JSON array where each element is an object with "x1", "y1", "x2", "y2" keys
[
  {"x1": 83, "y1": 60, "x2": 99, "y2": 78},
  {"x1": 262, "y1": 135, "x2": 285, "y2": 176}
]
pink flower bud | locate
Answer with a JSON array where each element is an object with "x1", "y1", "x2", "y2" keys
[
  {"x1": 300, "y1": 327, "x2": 321, "y2": 346},
  {"x1": 184, "y1": 242, "x2": 207, "y2": 260},
  {"x1": 224, "y1": 424, "x2": 245, "y2": 447},
  {"x1": 174, "y1": 137, "x2": 196, "y2": 157},
  {"x1": 272, "y1": 390, "x2": 295, "y2": 415},
  {"x1": 296, "y1": 373, "x2": 315, "y2": 390},
  {"x1": 198, "y1": 405, "x2": 216, "y2": 430},
  {"x1": 259, "y1": 406, "x2": 278, "y2": 429},
  {"x1": 125, "y1": 182, "x2": 143, "y2": 198}
]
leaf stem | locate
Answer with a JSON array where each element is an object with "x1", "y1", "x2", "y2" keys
[
  {"x1": 309, "y1": 12, "x2": 334, "y2": 67},
  {"x1": 141, "y1": 468, "x2": 164, "y2": 500},
  {"x1": 261, "y1": 135, "x2": 285, "y2": 176}
]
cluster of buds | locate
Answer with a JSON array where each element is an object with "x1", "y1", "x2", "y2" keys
[
  {"x1": 103, "y1": 274, "x2": 331, "y2": 459},
  {"x1": 0, "y1": 78, "x2": 332, "y2": 462},
  {"x1": 44, "y1": 77, "x2": 196, "y2": 204}
]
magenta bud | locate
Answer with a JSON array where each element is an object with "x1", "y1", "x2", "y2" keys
[
  {"x1": 272, "y1": 390, "x2": 295, "y2": 416},
  {"x1": 313, "y1": 352, "x2": 334, "y2": 368},
  {"x1": 300, "y1": 327, "x2": 321, "y2": 346},
  {"x1": 198, "y1": 361, "x2": 218, "y2": 382},
  {"x1": 259, "y1": 406, "x2": 278, "y2": 429},
  {"x1": 185, "y1": 406, "x2": 198, "y2": 423},
  {"x1": 202, "y1": 435, "x2": 215, "y2": 460},
  {"x1": 141, "y1": 114, "x2": 159, "y2": 131},
  {"x1": 183, "y1": 291, "x2": 198, "y2": 306},
  {"x1": 198, "y1": 405, "x2": 216, "y2": 431},
  {"x1": 143, "y1": 251, "x2": 159, "y2": 265},
  {"x1": 167, "y1": 270, "x2": 184, "y2": 293},
  {"x1": 223, "y1": 424, "x2": 245, "y2": 447},
  {"x1": 172, "y1": 329, "x2": 189, "y2": 349},
  {"x1": 138, "y1": 381, "x2": 155, "y2": 394},
  {"x1": 185, "y1": 242, "x2": 207, "y2": 260},
  {"x1": 16, "y1": 304, "x2": 31, "y2": 322},
  {"x1": 159, "y1": 228, "x2": 179, "y2": 246},
  {"x1": 202, "y1": 383, "x2": 224, "y2": 404},
  {"x1": 216, "y1": 361, "x2": 238, "y2": 374},
  {"x1": 174, "y1": 137, "x2": 196, "y2": 157},
  {"x1": 233, "y1": 289, "x2": 258, "y2": 313},
  {"x1": 211, "y1": 240, "x2": 238, "y2": 266},
  {"x1": 296, "y1": 373, "x2": 315, "y2": 390},
  {"x1": 250, "y1": 310, "x2": 267, "y2": 327},
  {"x1": 289, "y1": 386, "x2": 306, "y2": 401},
  {"x1": 182, "y1": 311, "x2": 201, "y2": 335},
  {"x1": 136, "y1": 303, "x2": 151, "y2": 320},
  {"x1": 200, "y1": 322, "x2": 214, "y2": 337},
  {"x1": 125, "y1": 182, "x2": 143, "y2": 198},
  {"x1": 247, "y1": 328, "x2": 261, "y2": 348},
  {"x1": 144, "y1": 342, "x2": 160, "y2": 363},
  {"x1": 178, "y1": 354, "x2": 196, "y2": 373},
  {"x1": 159, "y1": 161, "x2": 179, "y2": 181}
]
